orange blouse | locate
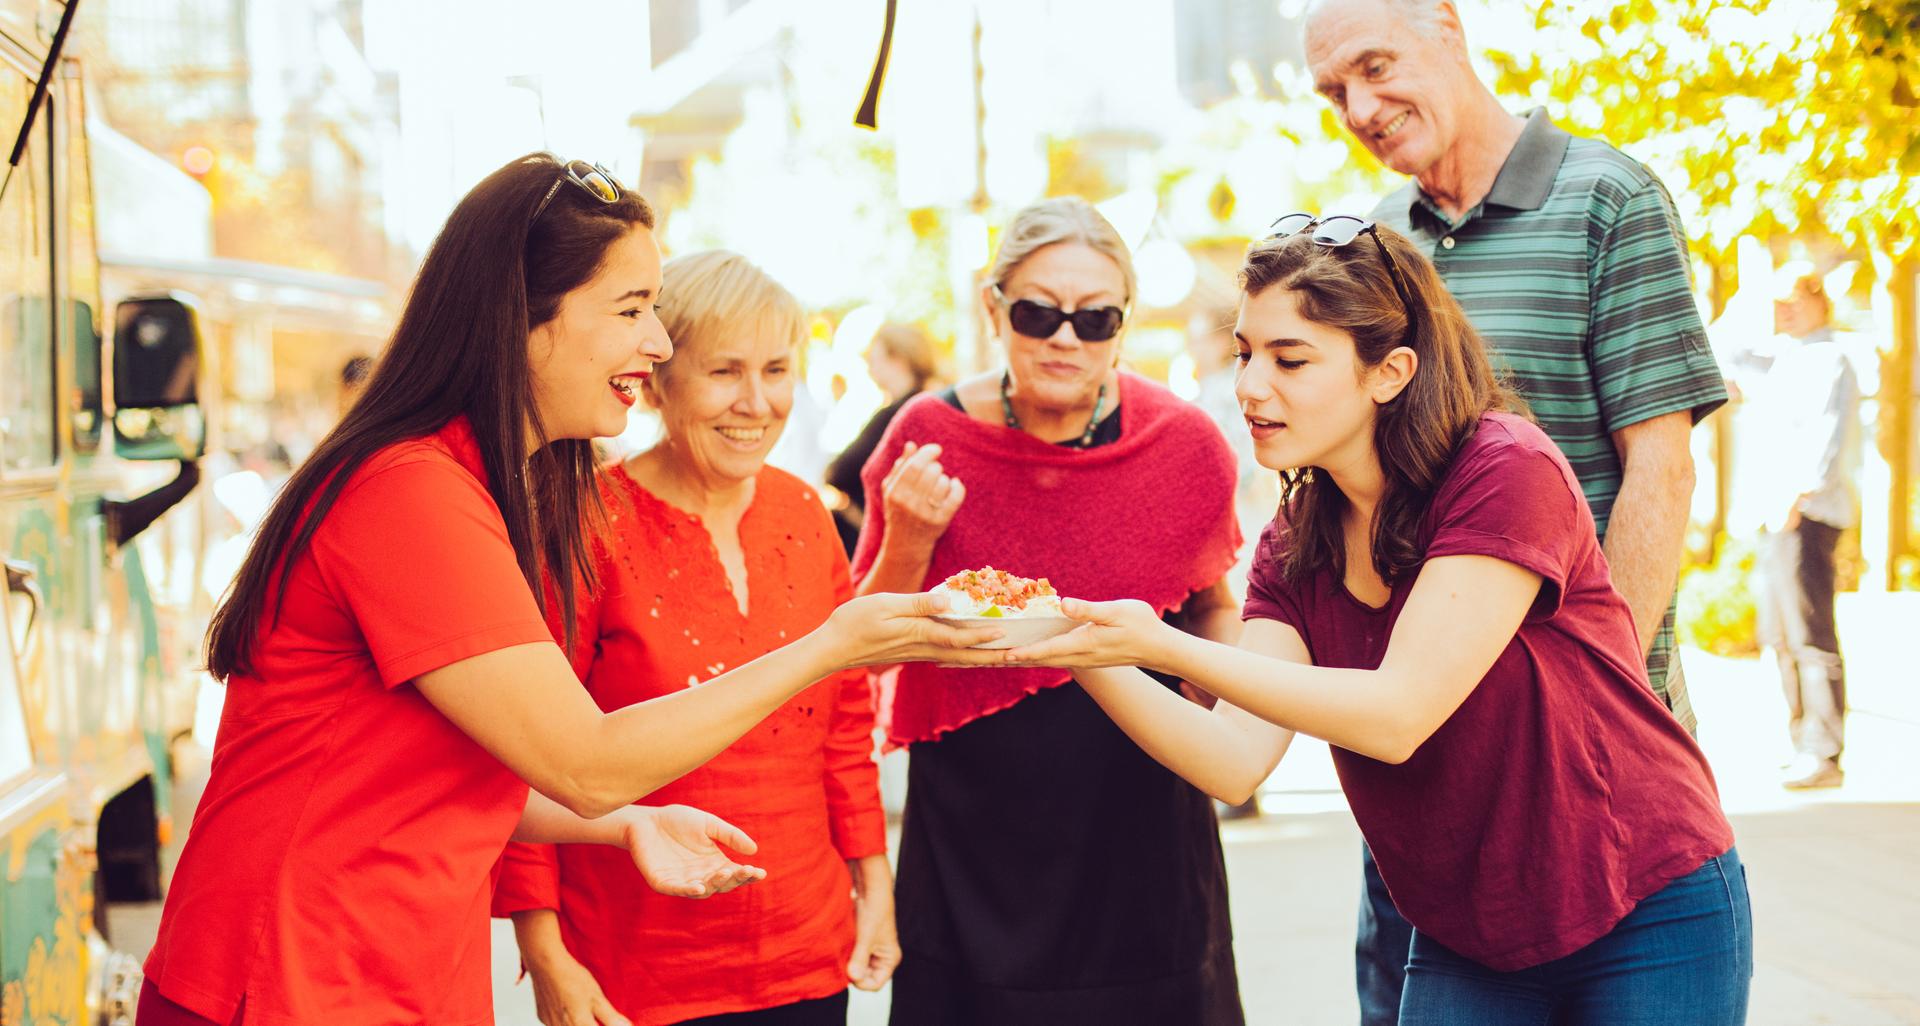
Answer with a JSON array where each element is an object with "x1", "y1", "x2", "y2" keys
[{"x1": 494, "y1": 463, "x2": 885, "y2": 1025}]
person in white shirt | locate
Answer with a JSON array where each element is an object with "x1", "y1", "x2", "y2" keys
[{"x1": 1747, "y1": 265, "x2": 1860, "y2": 789}]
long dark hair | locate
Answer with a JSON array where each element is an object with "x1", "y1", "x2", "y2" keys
[
  {"x1": 206, "y1": 153, "x2": 655, "y2": 679},
  {"x1": 1238, "y1": 224, "x2": 1524, "y2": 586}
]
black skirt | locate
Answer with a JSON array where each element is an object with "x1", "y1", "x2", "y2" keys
[{"x1": 888, "y1": 678, "x2": 1244, "y2": 1026}]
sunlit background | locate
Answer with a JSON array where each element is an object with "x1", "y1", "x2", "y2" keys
[
  {"x1": 58, "y1": 0, "x2": 1916, "y2": 612},
  {"x1": 10, "y1": 0, "x2": 1916, "y2": 1019}
]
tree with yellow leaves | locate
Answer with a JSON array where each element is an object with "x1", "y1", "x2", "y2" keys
[{"x1": 1486, "y1": 0, "x2": 1919, "y2": 584}]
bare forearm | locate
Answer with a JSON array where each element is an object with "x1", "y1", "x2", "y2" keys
[
  {"x1": 1603, "y1": 463, "x2": 1693, "y2": 656},
  {"x1": 848, "y1": 852, "x2": 892, "y2": 897},
  {"x1": 514, "y1": 790, "x2": 628, "y2": 845},
  {"x1": 856, "y1": 536, "x2": 935, "y2": 596},
  {"x1": 510, "y1": 908, "x2": 567, "y2": 968},
  {"x1": 1152, "y1": 633, "x2": 1425, "y2": 763},
  {"x1": 1076, "y1": 667, "x2": 1273, "y2": 802},
  {"x1": 425, "y1": 594, "x2": 983, "y2": 821}
]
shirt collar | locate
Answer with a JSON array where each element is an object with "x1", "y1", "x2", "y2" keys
[
  {"x1": 1390, "y1": 107, "x2": 1572, "y2": 228},
  {"x1": 1483, "y1": 107, "x2": 1572, "y2": 211}
]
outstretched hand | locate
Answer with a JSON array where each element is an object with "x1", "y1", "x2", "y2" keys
[
  {"x1": 826, "y1": 590, "x2": 1010, "y2": 669},
  {"x1": 620, "y1": 805, "x2": 766, "y2": 899},
  {"x1": 1002, "y1": 597, "x2": 1170, "y2": 669}
]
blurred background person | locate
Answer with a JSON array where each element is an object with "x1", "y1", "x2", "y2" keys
[
  {"x1": 1186, "y1": 302, "x2": 1256, "y2": 488},
  {"x1": 1748, "y1": 264, "x2": 1861, "y2": 790},
  {"x1": 1186, "y1": 300, "x2": 1281, "y2": 543},
  {"x1": 337, "y1": 353, "x2": 374, "y2": 418},
  {"x1": 826, "y1": 322, "x2": 940, "y2": 555},
  {"x1": 853, "y1": 197, "x2": 1247, "y2": 1025},
  {"x1": 497, "y1": 250, "x2": 895, "y2": 1026}
]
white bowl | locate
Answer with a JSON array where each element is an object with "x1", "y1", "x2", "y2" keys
[{"x1": 933, "y1": 614, "x2": 1079, "y2": 650}]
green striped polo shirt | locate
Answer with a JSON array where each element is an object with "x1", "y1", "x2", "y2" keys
[{"x1": 1373, "y1": 108, "x2": 1727, "y2": 732}]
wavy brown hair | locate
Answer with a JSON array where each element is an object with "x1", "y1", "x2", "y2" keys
[
  {"x1": 206, "y1": 153, "x2": 655, "y2": 679},
  {"x1": 1239, "y1": 223, "x2": 1525, "y2": 586}
]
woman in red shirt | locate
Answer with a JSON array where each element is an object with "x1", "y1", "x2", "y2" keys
[
  {"x1": 135, "y1": 155, "x2": 994, "y2": 1026},
  {"x1": 497, "y1": 250, "x2": 893, "y2": 1026},
  {"x1": 1007, "y1": 217, "x2": 1751, "y2": 1024}
]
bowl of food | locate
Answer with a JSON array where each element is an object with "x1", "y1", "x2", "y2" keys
[{"x1": 931, "y1": 567, "x2": 1079, "y2": 650}]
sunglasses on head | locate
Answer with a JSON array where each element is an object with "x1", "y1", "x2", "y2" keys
[
  {"x1": 1266, "y1": 212, "x2": 1419, "y2": 341},
  {"x1": 992, "y1": 285, "x2": 1127, "y2": 343},
  {"x1": 531, "y1": 159, "x2": 623, "y2": 225}
]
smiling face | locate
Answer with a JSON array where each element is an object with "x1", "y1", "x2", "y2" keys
[
  {"x1": 1234, "y1": 286, "x2": 1413, "y2": 476},
  {"x1": 646, "y1": 318, "x2": 796, "y2": 490},
  {"x1": 1306, "y1": 0, "x2": 1468, "y2": 177},
  {"x1": 527, "y1": 225, "x2": 672, "y2": 440},
  {"x1": 988, "y1": 241, "x2": 1128, "y2": 413}
]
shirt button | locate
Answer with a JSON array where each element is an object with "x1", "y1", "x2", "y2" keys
[{"x1": 1441, "y1": 236, "x2": 1456, "y2": 250}]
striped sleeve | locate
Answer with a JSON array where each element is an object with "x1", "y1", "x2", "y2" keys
[{"x1": 1586, "y1": 177, "x2": 1727, "y2": 433}]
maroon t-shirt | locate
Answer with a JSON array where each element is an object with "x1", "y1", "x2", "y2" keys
[{"x1": 1243, "y1": 412, "x2": 1733, "y2": 971}]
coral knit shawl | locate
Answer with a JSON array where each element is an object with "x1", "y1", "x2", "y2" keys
[{"x1": 852, "y1": 371, "x2": 1241, "y2": 748}]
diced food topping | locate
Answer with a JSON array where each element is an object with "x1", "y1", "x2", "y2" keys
[{"x1": 935, "y1": 567, "x2": 1062, "y2": 617}]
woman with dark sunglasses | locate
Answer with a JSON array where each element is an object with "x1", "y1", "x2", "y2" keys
[
  {"x1": 1004, "y1": 221, "x2": 1751, "y2": 1024},
  {"x1": 852, "y1": 197, "x2": 1247, "y2": 1025},
  {"x1": 133, "y1": 154, "x2": 998, "y2": 1026}
]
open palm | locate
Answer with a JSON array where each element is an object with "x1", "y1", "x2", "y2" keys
[
  {"x1": 1004, "y1": 597, "x2": 1166, "y2": 668},
  {"x1": 622, "y1": 805, "x2": 766, "y2": 899}
]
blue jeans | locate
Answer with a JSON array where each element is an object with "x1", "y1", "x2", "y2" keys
[
  {"x1": 1397, "y1": 847, "x2": 1753, "y2": 1025},
  {"x1": 1357, "y1": 843, "x2": 1413, "y2": 1026}
]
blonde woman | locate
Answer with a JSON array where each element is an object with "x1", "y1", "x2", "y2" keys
[
  {"x1": 852, "y1": 198, "x2": 1247, "y2": 1024},
  {"x1": 498, "y1": 252, "x2": 896, "y2": 1026}
]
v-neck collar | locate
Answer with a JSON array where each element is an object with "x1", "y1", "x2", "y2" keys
[{"x1": 611, "y1": 463, "x2": 761, "y2": 620}]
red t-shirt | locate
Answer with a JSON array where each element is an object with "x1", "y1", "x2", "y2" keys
[
  {"x1": 493, "y1": 465, "x2": 885, "y2": 1025},
  {"x1": 1243, "y1": 412, "x2": 1733, "y2": 971},
  {"x1": 143, "y1": 418, "x2": 556, "y2": 1025}
]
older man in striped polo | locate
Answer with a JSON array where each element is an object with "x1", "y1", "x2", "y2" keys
[{"x1": 1305, "y1": 1, "x2": 1729, "y2": 1022}]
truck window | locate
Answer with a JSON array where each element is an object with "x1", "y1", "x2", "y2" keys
[{"x1": 0, "y1": 69, "x2": 55, "y2": 472}]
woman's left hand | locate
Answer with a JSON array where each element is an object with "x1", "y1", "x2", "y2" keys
[
  {"x1": 1003, "y1": 597, "x2": 1171, "y2": 669},
  {"x1": 618, "y1": 805, "x2": 767, "y2": 898},
  {"x1": 846, "y1": 855, "x2": 901, "y2": 991}
]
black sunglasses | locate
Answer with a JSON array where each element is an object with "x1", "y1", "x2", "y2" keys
[
  {"x1": 1267, "y1": 213, "x2": 1419, "y2": 343},
  {"x1": 531, "y1": 159, "x2": 623, "y2": 225},
  {"x1": 992, "y1": 285, "x2": 1126, "y2": 343}
]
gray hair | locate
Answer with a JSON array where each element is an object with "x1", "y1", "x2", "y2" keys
[
  {"x1": 1304, "y1": 0, "x2": 1446, "y2": 37},
  {"x1": 986, "y1": 197, "x2": 1137, "y2": 307}
]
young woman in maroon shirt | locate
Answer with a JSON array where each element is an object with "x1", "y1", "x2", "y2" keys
[{"x1": 1009, "y1": 218, "x2": 1751, "y2": 1024}]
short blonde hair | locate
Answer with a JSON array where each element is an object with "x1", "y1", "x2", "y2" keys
[
  {"x1": 986, "y1": 197, "x2": 1137, "y2": 308},
  {"x1": 656, "y1": 250, "x2": 805, "y2": 379}
]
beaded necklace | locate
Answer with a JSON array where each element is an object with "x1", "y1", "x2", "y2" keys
[{"x1": 999, "y1": 370, "x2": 1107, "y2": 448}]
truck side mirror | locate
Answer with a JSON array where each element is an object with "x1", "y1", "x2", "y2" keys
[{"x1": 112, "y1": 293, "x2": 205, "y2": 461}]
